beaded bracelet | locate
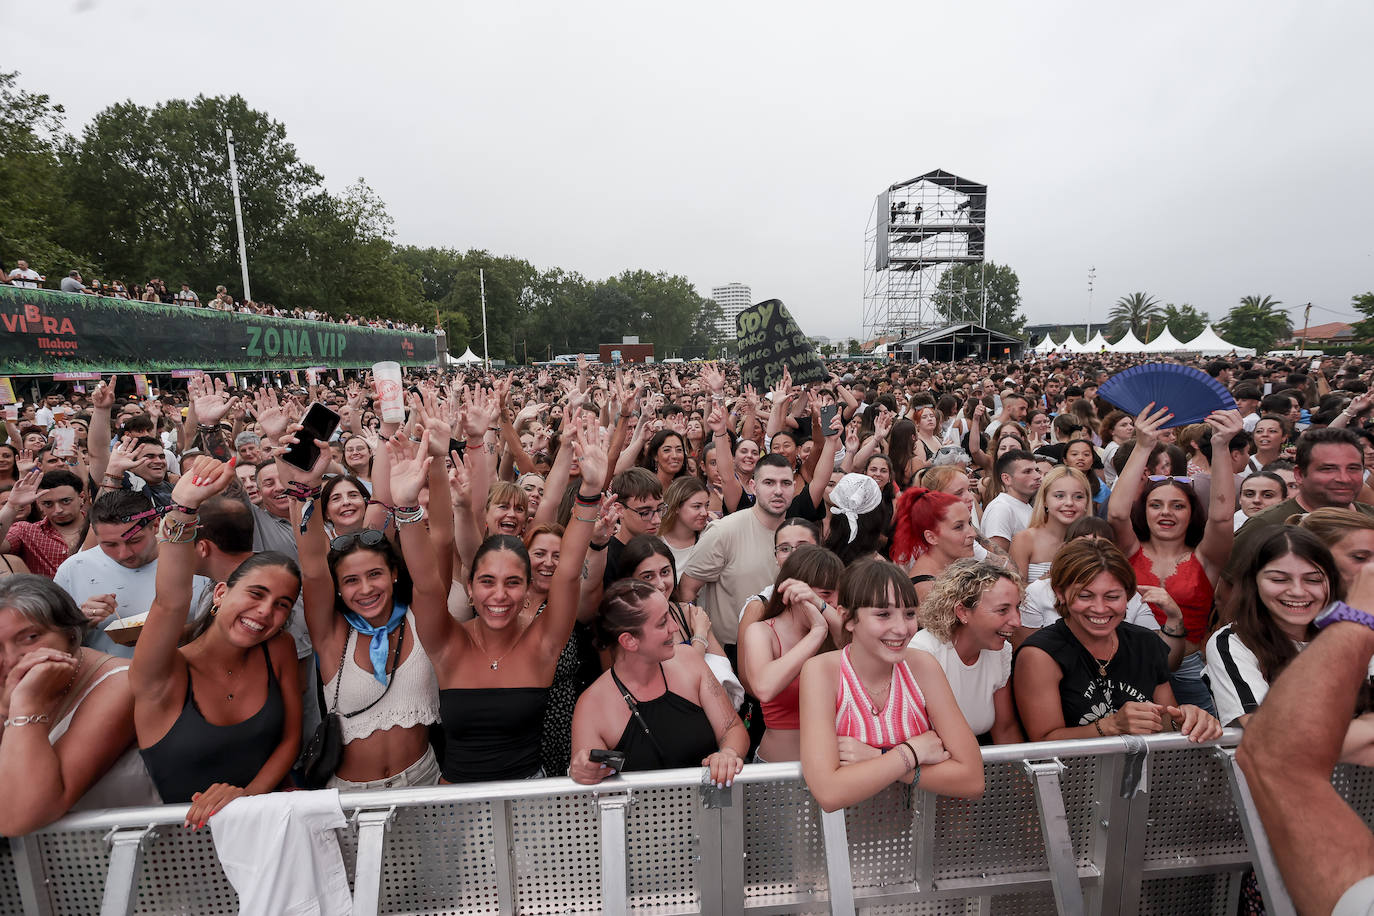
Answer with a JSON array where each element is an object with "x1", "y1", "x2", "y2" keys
[
  {"x1": 159, "y1": 515, "x2": 198, "y2": 544},
  {"x1": 393, "y1": 506, "x2": 425, "y2": 526},
  {"x1": 284, "y1": 482, "x2": 322, "y2": 502}
]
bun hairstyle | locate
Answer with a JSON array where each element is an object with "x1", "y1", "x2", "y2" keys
[
  {"x1": 889, "y1": 487, "x2": 961, "y2": 565},
  {"x1": 593, "y1": 579, "x2": 661, "y2": 651}
]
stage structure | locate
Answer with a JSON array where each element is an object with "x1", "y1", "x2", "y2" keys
[{"x1": 862, "y1": 169, "x2": 987, "y2": 340}]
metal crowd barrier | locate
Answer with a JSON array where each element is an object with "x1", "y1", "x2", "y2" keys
[{"x1": 3, "y1": 729, "x2": 1366, "y2": 915}]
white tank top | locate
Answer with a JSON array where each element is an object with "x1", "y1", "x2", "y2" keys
[
  {"x1": 49, "y1": 665, "x2": 162, "y2": 810},
  {"x1": 332, "y1": 611, "x2": 440, "y2": 744}
]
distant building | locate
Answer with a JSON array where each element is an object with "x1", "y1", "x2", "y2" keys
[
  {"x1": 711, "y1": 283, "x2": 752, "y2": 340},
  {"x1": 1287, "y1": 321, "x2": 1354, "y2": 348}
]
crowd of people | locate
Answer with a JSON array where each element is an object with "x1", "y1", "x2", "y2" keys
[
  {"x1": 2, "y1": 258, "x2": 431, "y2": 333},
  {"x1": 3, "y1": 349, "x2": 1374, "y2": 904}
]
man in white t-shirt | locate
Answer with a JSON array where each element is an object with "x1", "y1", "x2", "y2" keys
[
  {"x1": 7, "y1": 259, "x2": 41, "y2": 288},
  {"x1": 980, "y1": 450, "x2": 1042, "y2": 553},
  {"x1": 54, "y1": 490, "x2": 210, "y2": 658}
]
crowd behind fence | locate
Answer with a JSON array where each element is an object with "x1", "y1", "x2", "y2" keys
[{"x1": 2, "y1": 730, "x2": 1350, "y2": 916}]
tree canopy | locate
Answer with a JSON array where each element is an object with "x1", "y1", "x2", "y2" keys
[
  {"x1": 930, "y1": 261, "x2": 1026, "y2": 336},
  {"x1": 1108, "y1": 292, "x2": 1162, "y2": 340},
  {"x1": 1217, "y1": 295, "x2": 1292, "y2": 354}
]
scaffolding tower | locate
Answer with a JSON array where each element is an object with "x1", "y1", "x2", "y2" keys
[{"x1": 862, "y1": 169, "x2": 987, "y2": 341}]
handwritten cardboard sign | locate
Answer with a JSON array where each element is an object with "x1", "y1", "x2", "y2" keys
[{"x1": 736, "y1": 299, "x2": 827, "y2": 391}]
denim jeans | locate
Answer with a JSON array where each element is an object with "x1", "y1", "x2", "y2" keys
[{"x1": 1170, "y1": 650, "x2": 1217, "y2": 718}]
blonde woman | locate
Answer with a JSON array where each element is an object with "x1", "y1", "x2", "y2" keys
[
  {"x1": 912, "y1": 559, "x2": 1026, "y2": 745},
  {"x1": 1299, "y1": 508, "x2": 1374, "y2": 590},
  {"x1": 1009, "y1": 467, "x2": 1092, "y2": 585}
]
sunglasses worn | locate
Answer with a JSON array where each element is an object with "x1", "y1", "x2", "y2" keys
[{"x1": 330, "y1": 529, "x2": 387, "y2": 552}]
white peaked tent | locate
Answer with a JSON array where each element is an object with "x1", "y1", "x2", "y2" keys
[
  {"x1": 1143, "y1": 327, "x2": 1186, "y2": 353},
  {"x1": 1110, "y1": 329, "x2": 1147, "y2": 352},
  {"x1": 1056, "y1": 332, "x2": 1088, "y2": 353},
  {"x1": 1085, "y1": 331, "x2": 1111, "y2": 352},
  {"x1": 454, "y1": 348, "x2": 482, "y2": 364},
  {"x1": 1183, "y1": 325, "x2": 1256, "y2": 357}
]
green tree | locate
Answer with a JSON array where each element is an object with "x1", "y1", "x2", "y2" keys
[
  {"x1": 1159, "y1": 303, "x2": 1209, "y2": 342},
  {"x1": 684, "y1": 298, "x2": 726, "y2": 359},
  {"x1": 931, "y1": 262, "x2": 1026, "y2": 336},
  {"x1": 1217, "y1": 295, "x2": 1292, "y2": 354},
  {"x1": 0, "y1": 72, "x2": 90, "y2": 275},
  {"x1": 65, "y1": 93, "x2": 322, "y2": 297},
  {"x1": 1351, "y1": 292, "x2": 1374, "y2": 342},
  {"x1": 1108, "y1": 292, "x2": 1163, "y2": 340}
]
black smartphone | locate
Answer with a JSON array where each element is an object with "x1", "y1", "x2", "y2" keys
[
  {"x1": 280, "y1": 402, "x2": 341, "y2": 471},
  {"x1": 819, "y1": 404, "x2": 840, "y2": 435},
  {"x1": 589, "y1": 749, "x2": 627, "y2": 772}
]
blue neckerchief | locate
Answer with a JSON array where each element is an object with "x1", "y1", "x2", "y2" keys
[{"x1": 341, "y1": 602, "x2": 407, "y2": 684}]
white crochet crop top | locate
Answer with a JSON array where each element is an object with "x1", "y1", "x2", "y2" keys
[{"x1": 332, "y1": 612, "x2": 440, "y2": 744}]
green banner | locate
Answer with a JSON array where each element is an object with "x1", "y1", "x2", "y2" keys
[{"x1": 0, "y1": 287, "x2": 438, "y2": 375}]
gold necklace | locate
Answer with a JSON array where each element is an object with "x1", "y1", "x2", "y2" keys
[
  {"x1": 472, "y1": 622, "x2": 526, "y2": 671},
  {"x1": 1090, "y1": 632, "x2": 1119, "y2": 678}
]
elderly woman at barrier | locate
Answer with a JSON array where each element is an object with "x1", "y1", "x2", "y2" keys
[
  {"x1": 132, "y1": 457, "x2": 302, "y2": 828},
  {"x1": 568, "y1": 579, "x2": 747, "y2": 785},
  {"x1": 285, "y1": 429, "x2": 442, "y2": 789},
  {"x1": 418, "y1": 417, "x2": 608, "y2": 782},
  {"x1": 739, "y1": 545, "x2": 845, "y2": 763},
  {"x1": 1013, "y1": 538, "x2": 1222, "y2": 744},
  {"x1": 912, "y1": 559, "x2": 1025, "y2": 746},
  {"x1": 0, "y1": 575, "x2": 160, "y2": 834},
  {"x1": 1206, "y1": 527, "x2": 1374, "y2": 764},
  {"x1": 799, "y1": 559, "x2": 983, "y2": 813}
]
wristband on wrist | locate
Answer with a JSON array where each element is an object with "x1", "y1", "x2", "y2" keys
[
  {"x1": 1094, "y1": 718, "x2": 1107, "y2": 737},
  {"x1": 589, "y1": 539, "x2": 609, "y2": 551},
  {"x1": 284, "y1": 482, "x2": 322, "y2": 502},
  {"x1": 393, "y1": 506, "x2": 425, "y2": 526},
  {"x1": 574, "y1": 491, "x2": 601, "y2": 507},
  {"x1": 690, "y1": 635, "x2": 708, "y2": 649},
  {"x1": 1160, "y1": 622, "x2": 1187, "y2": 638}
]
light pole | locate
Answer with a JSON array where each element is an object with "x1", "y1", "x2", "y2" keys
[
  {"x1": 226, "y1": 130, "x2": 252, "y2": 302},
  {"x1": 1087, "y1": 266, "x2": 1096, "y2": 339}
]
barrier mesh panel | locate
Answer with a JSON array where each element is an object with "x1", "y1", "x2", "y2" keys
[
  {"x1": 1143, "y1": 747, "x2": 1247, "y2": 865},
  {"x1": 510, "y1": 792, "x2": 601, "y2": 915},
  {"x1": 846, "y1": 783, "x2": 915, "y2": 890},
  {"x1": 374, "y1": 801, "x2": 502, "y2": 915},
  {"x1": 742, "y1": 779, "x2": 828, "y2": 907},
  {"x1": 0, "y1": 839, "x2": 25, "y2": 915},
  {"x1": 132, "y1": 827, "x2": 238, "y2": 914},
  {"x1": 929, "y1": 756, "x2": 1098, "y2": 883},
  {"x1": 36, "y1": 828, "x2": 116, "y2": 915},
  {"x1": 991, "y1": 889, "x2": 1060, "y2": 913},
  {"x1": 625, "y1": 785, "x2": 701, "y2": 913},
  {"x1": 1140, "y1": 872, "x2": 1235, "y2": 915},
  {"x1": 1335, "y1": 763, "x2": 1374, "y2": 833}
]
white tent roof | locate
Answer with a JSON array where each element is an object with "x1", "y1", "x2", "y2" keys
[
  {"x1": 1143, "y1": 327, "x2": 1186, "y2": 353},
  {"x1": 1183, "y1": 325, "x2": 1256, "y2": 357},
  {"x1": 454, "y1": 347, "x2": 482, "y2": 364},
  {"x1": 1110, "y1": 329, "x2": 1147, "y2": 352},
  {"x1": 1084, "y1": 331, "x2": 1111, "y2": 352},
  {"x1": 1055, "y1": 332, "x2": 1087, "y2": 353}
]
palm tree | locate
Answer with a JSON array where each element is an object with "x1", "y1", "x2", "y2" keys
[
  {"x1": 1108, "y1": 292, "x2": 1163, "y2": 340},
  {"x1": 1219, "y1": 295, "x2": 1292, "y2": 354}
]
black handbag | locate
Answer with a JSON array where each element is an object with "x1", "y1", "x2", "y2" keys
[{"x1": 300, "y1": 620, "x2": 405, "y2": 788}]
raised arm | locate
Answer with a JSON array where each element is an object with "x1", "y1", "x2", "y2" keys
[
  {"x1": 282, "y1": 431, "x2": 345, "y2": 655},
  {"x1": 739, "y1": 581, "x2": 829, "y2": 701},
  {"x1": 86, "y1": 376, "x2": 116, "y2": 484},
  {"x1": 1108, "y1": 403, "x2": 1172, "y2": 558},
  {"x1": 706, "y1": 404, "x2": 743, "y2": 514},
  {"x1": 385, "y1": 433, "x2": 452, "y2": 647},
  {"x1": 805, "y1": 407, "x2": 843, "y2": 509},
  {"x1": 1197, "y1": 409, "x2": 1241, "y2": 578},
  {"x1": 130, "y1": 457, "x2": 237, "y2": 702}
]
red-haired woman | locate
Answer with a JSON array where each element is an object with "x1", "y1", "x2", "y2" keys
[{"x1": 890, "y1": 487, "x2": 976, "y2": 606}]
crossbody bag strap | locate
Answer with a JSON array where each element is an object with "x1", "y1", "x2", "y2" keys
[
  {"x1": 610, "y1": 666, "x2": 668, "y2": 760},
  {"x1": 339, "y1": 618, "x2": 407, "y2": 719}
]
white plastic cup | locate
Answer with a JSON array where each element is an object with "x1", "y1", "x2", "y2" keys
[{"x1": 372, "y1": 361, "x2": 406, "y2": 423}]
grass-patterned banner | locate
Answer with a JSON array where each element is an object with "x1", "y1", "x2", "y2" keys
[{"x1": 0, "y1": 287, "x2": 438, "y2": 375}]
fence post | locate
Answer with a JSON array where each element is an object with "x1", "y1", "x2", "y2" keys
[
  {"x1": 696, "y1": 779, "x2": 742, "y2": 916},
  {"x1": 1216, "y1": 747, "x2": 1297, "y2": 916},
  {"x1": 819, "y1": 808, "x2": 855, "y2": 916},
  {"x1": 598, "y1": 794, "x2": 631, "y2": 916},
  {"x1": 10, "y1": 836, "x2": 53, "y2": 916},
  {"x1": 1023, "y1": 759, "x2": 1085, "y2": 916},
  {"x1": 99, "y1": 826, "x2": 158, "y2": 916},
  {"x1": 350, "y1": 807, "x2": 396, "y2": 916}
]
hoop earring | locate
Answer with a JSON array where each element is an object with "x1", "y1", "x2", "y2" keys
[{"x1": 210, "y1": 603, "x2": 220, "y2": 617}]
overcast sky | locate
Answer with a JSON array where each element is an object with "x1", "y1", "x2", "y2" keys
[{"x1": 6, "y1": 1, "x2": 1371, "y2": 339}]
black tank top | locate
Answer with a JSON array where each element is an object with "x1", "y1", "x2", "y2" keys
[
  {"x1": 140, "y1": 643, "x2": 284, "y2": 804},
  {"x1": 611, "y1": 666, "x2": 718, "y2": 772},
  {"x1": 438, "y1": 687, "x2": 548, "y2": 781}
]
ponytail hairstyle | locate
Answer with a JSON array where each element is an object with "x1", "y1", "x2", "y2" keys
[
  {"x1": 890, "y1": 487, "x2": 961, "y2": 565},
  {"x1": 593, "y1": 579, "x2": 661, "y2": 651}
]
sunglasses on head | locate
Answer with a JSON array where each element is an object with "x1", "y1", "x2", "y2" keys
[
  {"x1": 330, "y1": 529, "x2": 387, "y2": 552},
  {"x1": 1147, "y1": 475, "x2": 1193, "y2": 485}
]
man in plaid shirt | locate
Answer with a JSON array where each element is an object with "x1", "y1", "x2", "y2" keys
[{"x1": 0, "y1": 468, "x2": 87, "y2": 578}]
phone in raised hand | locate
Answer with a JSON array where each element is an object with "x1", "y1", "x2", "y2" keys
[{"x1": 279, "y1": 402, "x2": 341, "y2": 471}]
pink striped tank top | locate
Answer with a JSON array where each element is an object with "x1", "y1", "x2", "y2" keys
[{"x1": 835, "y1": 645, "x2": 931, "y2": 749}]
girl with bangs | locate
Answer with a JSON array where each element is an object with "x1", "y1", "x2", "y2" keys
[
  {"x1": 799, "y1": 559, "x2": 983, "y2": 812},
  {"x1": 1010, "y1": 466, "x2": 1092, "y2": 586},
  {"x1": 739, "y1": 545, "x2": 845, "y2": 763}
]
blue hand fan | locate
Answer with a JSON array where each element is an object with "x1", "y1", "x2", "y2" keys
[{"x1": 1097, "y1": 363, "x2": 1236, "y2": 428}]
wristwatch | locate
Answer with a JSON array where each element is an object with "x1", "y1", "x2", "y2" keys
[{"x1": 1314, "y1": 601, "x2": 1374, "y2": 632}]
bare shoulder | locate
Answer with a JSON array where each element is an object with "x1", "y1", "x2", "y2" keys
[{"x1": 801, "y1": 649, "x2": 841, "y2": 683}]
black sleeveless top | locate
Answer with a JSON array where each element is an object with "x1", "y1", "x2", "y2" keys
[
  {"x1": 438, "y1": 687, "x2": 548, "y2": 781},
  {"x1": 612, "y1": 666, "x2": 717, "y2": 772},
  {"x1": 140, "y1": 643, "x2": 285, "y2": 803}
]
